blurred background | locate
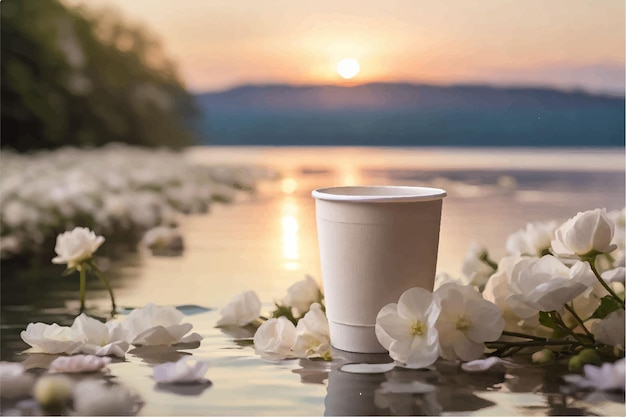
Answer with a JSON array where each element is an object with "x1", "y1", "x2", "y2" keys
[{"x1": 2, "y1": 0, "x2": 624, "y2": 149}]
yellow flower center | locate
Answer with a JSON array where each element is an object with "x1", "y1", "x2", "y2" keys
[
  {"x1": 410, "y1": 320, "x2": 426, "y2": 336},
  {"x1": 456, "y1": 315, "x2": 472, "y2": 331}
]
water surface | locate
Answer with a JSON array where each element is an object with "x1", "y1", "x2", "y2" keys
[{"x1": 2, "y1": 147, "x2": 624, "y2": 415}]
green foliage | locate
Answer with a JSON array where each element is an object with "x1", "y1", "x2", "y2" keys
[
  {"x1": 591, "y1": 296, "x2": 622, "y2": 320},
  {"x1": 538, "y1": 311, "x2": 569, "y2": 339},
  {"x1": 271, "y1": 303, "x2": 298, "y2": 326},
  {"x1": 1, "y1": 0, "x2": 200, "y2": 150}
]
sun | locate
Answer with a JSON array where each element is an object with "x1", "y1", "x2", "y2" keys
[{"x1": 336, "y1": 58, "x2": 360, "y2": 80}]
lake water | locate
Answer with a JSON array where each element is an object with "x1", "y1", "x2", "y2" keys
[{"x1": 1, "y1": 146, "x2": 624, "y2": 415}]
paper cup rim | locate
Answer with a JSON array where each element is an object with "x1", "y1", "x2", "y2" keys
[{"x1": 312, "y1": 186, "x2": 447, "y2": 203}]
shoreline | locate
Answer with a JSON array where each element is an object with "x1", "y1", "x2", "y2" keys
[{"x1": 186, "y1": 146, "x2": 625, "y2": 173}]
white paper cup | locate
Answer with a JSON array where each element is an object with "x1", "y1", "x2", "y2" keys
[{"x1": 312, "y1": 186, "x2": 446, "y2": 353}]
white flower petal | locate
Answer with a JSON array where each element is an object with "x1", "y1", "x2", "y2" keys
[
  {"x1": 132, "y1": 323, "x2": 193, "y2": 346},
  {"x1": 397, "y1": 288, "x2": 434, "y2": 321},
  {"x1": 565, "y1": 358, "x2": 625, "y2": 391},
  {"x1": 253, "y1": 317, "x2": 297, "y2": 359},
  {"x1": 592, "y1": 310, "x2": 625, "y2": 348},
  {"x1": 461, "y1": 357, "x2": 506, "y2": 373},
  {"x1": 453, "y1": 333, "x2": 485, "y2": 362},
  {"x1": 339, "y1": 363, "x2": 396, "y2": 374},
  {"x1": 121, "y1": 304, "x2": 201, "y2": 347},
  {"x1": 216, "y1": 291, "x2": 262, "y2": 327},
  {"x1": 283, "y1": 275, "x2": 321, "y2": 317},
  {"x1": 92, "y1": 341, "x2": 129, "y2": 358},
  {"x1": 49, "y1": 355, "x2": 111, "y2": 373},
  {"x1": 20, "y1": 323, "x2": 85, "y2": 355},
  {"x1": 152, "y1": 357, "x2": 210, "y2": 384},
  {"x1": 51, "y1": 227, "x2": 104, "y2": 268},
  {"x1": 292, "y1": 303, "x2": 331, "y2": 360},
  {"x1": 376, "y1": 306, "x2": 410, "y2": 341},
  {"x1": 552, "y1": 209, "x2": 616, "y2": 257}
]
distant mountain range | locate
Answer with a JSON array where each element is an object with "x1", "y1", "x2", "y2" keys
[{"x1": 193, "y1": 83, "x2": 625, "y2": 147}]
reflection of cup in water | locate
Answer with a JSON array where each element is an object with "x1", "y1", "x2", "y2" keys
[
  {"x1": 325, "y1": 364, "x2": 388, "y2": 416},
  {"x1": 325, "y1": 359, "x2": 441, "y2": 416},
  {"x1": 312, "y1": 186, "x2": 446, "y2": 353}
]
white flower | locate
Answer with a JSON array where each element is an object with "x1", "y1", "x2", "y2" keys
[
  {"x1": 563, "y1": 358, "x2": 625, "y2": 391},
  {"x1": 122, "y1": 303, "x2": 202, "y2": 346},
  {"x1": 608, "y1": 207, "x2": 625, "y2": 248},
  {"x1": 51, "y1": 227, "x2": 105, "y2": 269},
  {"x1": 283, "y1": 275, "x2": 321, "y2": 317},
  {"x1": 461, "y1": 242, "x2": 495, "y2": 288},
  {"x1": 434, "y1": 283, "x2": 504, "y2": 361},
  {"x1": 292, "y1": 303, "x2": 332, "y2": 360},
  {"x1": 253, "y1": 317, "x2": 297, "y2": 359},
  {"x1": 551, "y1": 208, "x2": 616, "y2": 258},
  {"x1": 216, "y1": 290, "x2": 262, "y2": 327},
  {"x1": 152, "y1": 356, "x2": 210, "y2": 384},
  {"x1": 0, "y1": 362, "x2": 36, "y2": 399},
  {"x1": 508, "y1": 256, "x2": 594, "y2": 315},
  {"x1": 592, "y1": 310, "x2": 625, "y2": 348},
  {"x1": 482, "y1": 256, "x2": 544, "y2": 334},
  {"x1": 72, "y1": 379, "x2": 138, "y2": 416},
  {"x1": 506, "y1": 220, "x2": 558, "y2": 257},
  {"x1": 49, "y1": 355, "x2": 111, "y2": 373},
  {"x1": 20, "y1": 322, "x2": 84, "y2": 354},
  {"x1": 375, "y1": 288, "x2": 441, "y2": 369},
  {"x1": 71, "y1": 314, "x2": 129, "y2": 357}
]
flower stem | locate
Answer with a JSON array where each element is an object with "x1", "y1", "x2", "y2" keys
[
  {"x1": 500, "y1": 330, "x2": 547, "y2": 341},
  {"x1": 588, "y1": 258, "x2": 625, "y2": 309},
  {"x1": 79, "y1": 267, "x2": 86, "y2": 314},
  {"x1": 563, "y1": 304, "x2": 594, "y2": 340},
  {"x1": 92, "y1": 266, "x2": 117, "y2": 316},
  {"x1": 479, "y1": 250, "x2": 498, "y2": 270},
  {"x1": 551, "y1": 311, "x2": 588, "y2": 344},
  {"x1": 487, "y1": 340, "x2": 587, "y2": 348}
]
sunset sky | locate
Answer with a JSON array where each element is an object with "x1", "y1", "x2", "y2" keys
[{"x1": 70, "y1": 0, "x2": 624, "y2": 94}]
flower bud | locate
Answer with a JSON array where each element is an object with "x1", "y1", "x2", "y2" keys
[
  {"x1": 33, "y1": 375, "x2": 73, "y2": 414},
  {"x1": 531, "y1": 348, "x2": 554, "y2": 364},
  {"x1": 577, "y1": 348, "x2": 602, "y2": 366},
  {"x1": 568, "y1": 356, "x2": 583, "y2": 372},
  {"x1": 568, "y1": 348, "x2": 602, "y2": 372}
]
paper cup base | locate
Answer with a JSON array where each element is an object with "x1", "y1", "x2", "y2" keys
[{"x1": 329, "y1": 321, "x2": 387, "y2": 353}]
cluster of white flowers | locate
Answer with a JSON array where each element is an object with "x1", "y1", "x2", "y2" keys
[
  {"x1": 375, "y1": 284, "x2": 504, "y2": 369},
  {"x1": 469, "y1": 208, "x2": 626, "y2": 341},
  {"x1": 0, "y1": 144, "x2": 274, "y2": 259},
  {"x1": 216, "y1": 276, "x2": 331, "y2": 361},
  {"x1": 20, "y1": 303, "x2": 202, "y2": 358},
  {"x1": 221, "y1": 207, "x2": 624, "y2": 383},
  {"x1": 445, "y1": 207, "x2": 626, "y2": 377}
]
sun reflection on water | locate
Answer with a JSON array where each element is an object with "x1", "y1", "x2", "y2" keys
[{"x1": 281, "y1": 197, "x2": 300, "y2": 270}]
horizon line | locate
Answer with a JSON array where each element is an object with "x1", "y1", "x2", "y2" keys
[{"x1": 193, "y1": 80, "x2": 626, "y2": 98}]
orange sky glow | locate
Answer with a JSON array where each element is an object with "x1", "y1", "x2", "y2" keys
[{"x1": 69, "y1": 0, "x2": 624, "y2": 94}]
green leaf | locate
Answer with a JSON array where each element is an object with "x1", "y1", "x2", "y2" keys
[
  {"x1": 539, "y1": 311, "x2": 557, "y2": 329},
  {"x1": 271, "y1": 304, "x2": 298, "y2": 326},
  {"x1": 591, "y1": 296, "x2": 622, "y2": 319},
  {"x1": 539, "y1": 311, "x2": 569, "y2": 339}
]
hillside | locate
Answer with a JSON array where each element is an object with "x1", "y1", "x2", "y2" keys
[{"x1": 194, "y1": 83, "x2": 625, "y2": 146}]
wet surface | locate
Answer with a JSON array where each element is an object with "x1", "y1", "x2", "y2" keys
[{"x1": 1, "y1": 147, "x2": 624, "y2": 415}]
